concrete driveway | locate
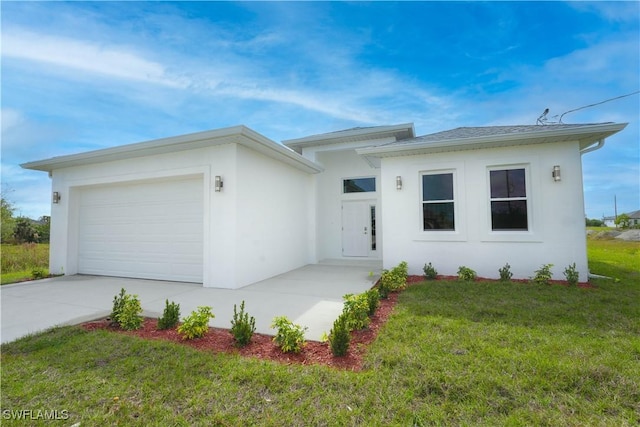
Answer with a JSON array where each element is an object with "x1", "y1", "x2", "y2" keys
[{"x1": 1, "y1": 261, "x2": 380, "y2": 344}]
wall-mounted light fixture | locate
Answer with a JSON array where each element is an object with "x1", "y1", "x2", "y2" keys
[
  {"x1": 396, "y1": 176, "x2": 403, "y2": 190},
  {"x1": 215, "y1": 175, "x2": 224, "y2": 192},
  {"x1": 552, "y1": 165, "x2": 561, "y2": 182},
  {"x1": 52, "y1": 191, "x2": 61, "y2": 204}
]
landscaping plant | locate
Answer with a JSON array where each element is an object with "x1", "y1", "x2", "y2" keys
[
  {"x1": 110, "y1": 288, "x2": 128, "y2": 326},
  {"x1": 532, "y1": 263, "x2": 554, "y2": 285},
  {"x1": 457, "y1": 266, "x2": 477, "y2": 281},
  {"x1": 230, "y1": 300, "x2": 256, "y2": 347},
  {"x1": 342, "y1": 293, "x2": 370, "y2": 331},
  {"x1": 364, "y1": 288, "x2": 380, "y2": 316},
  {"x1": 563, "y1": 263, "x2": 579, "y2": 286},
  {"x1": 157, "y1": 299, "x2": 181, "y2": 330},
  {"x1": 115, "y1": 292, "x2": 143, "y2": 331},
  {"x1": 423, "y1": 262, "x2": 438, "y2": 280},
  {"x1": 178, "y1": 306, "x2": 214, "y2": 340},
  {"x1": 378, "y1": 261, "x2": 408, "y2": 298},
  {"x1": 328, "y1": 313, "x2": 350, "y2": 357},
  {"x1": 271, "y1": 316, "x2": 307, "y2": 353},
  {"x1": 498, "y1": 263, "x2": 513, "y2": 281}
]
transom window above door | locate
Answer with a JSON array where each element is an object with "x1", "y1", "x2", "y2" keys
[{"x1": 343, "y1": 177, "x2": 376, "y2": 193}]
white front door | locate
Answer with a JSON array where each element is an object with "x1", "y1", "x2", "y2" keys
[{"x1": 342, "y1": 201, "x2": 373, "y2": 257}]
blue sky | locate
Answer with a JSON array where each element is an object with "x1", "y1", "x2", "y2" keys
[{"x1": 2, "y1": 1, "x2": 638, "y2": 220}]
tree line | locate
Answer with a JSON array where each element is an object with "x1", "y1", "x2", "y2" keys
[{"x1": 1, "y1": 197, "x2": 50, "y2": 244}]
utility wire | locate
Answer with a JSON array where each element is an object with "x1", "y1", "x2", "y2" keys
[{"x1": 559, "y1": 90, "x2": 640, "y2": 123}]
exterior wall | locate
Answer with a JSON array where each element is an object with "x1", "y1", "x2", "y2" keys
[
  {"x1": 314, "y1": 149, "x2": 381, "y2": 260},
  {"x1": 49, "y1": 142, "x2": 313, "y2": 289},
  {"x1": 234, "y1": 144, "x2": 313, "y2": 288},
  {"x1": 380, "y1": 141, "x2": 589, "y2": 281}
]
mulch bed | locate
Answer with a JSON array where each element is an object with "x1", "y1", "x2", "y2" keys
[
  {"x1": 82, "y1": 292, "x2": 400, "y2": 372},
  {"x1": 81, "y1": 274, "x2": 592, "y2": 371}
]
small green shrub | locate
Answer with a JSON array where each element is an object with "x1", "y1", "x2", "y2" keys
[
  {"x1": 115, "y1": 293, "x2": 143, "y2": 331},
  {"x1": 563, "y1": 263, "x2": 579, "y2": 286},
  {"x1": 532, "y1": 264, "x2": 554, "y2": 285},
  {"x1": 157, "y1": 300, "x2": 181, "y2": 330},
  {"x1": 457, "y1": 266, "x2": 477, "y2": 281},
  {"x1": 364, "y1": 288, "x2": 380, "y2": 316},
  {"x1": 342, "y1": 293, "x2": 370, "y2": 331},
  {"x1": 498, "y1": 263, "x2": 513, "y2": 281},
  {"x1": 110, "y1": 288, "x2": 128, "y2": 326},
  {"x1": 178, "y1": 306, "x2": 214, "y2": 340},
  {"x1": 378, "y1": 261, "x2": 408, "y2": 298},
  {"x1": 271, "y1": 316, "x2": 307, "y2": 353},
  {"x1": 31, "y1": 268, "x2": 46, "y2": 280},
  {"x1": 230, "y1": 300, "x2": 256, "y2": 347},
  {"x1": 328, "y1": 313, "x2": 350, "y2": 357},
  {"x1": 423, "y1": 262, "x2": 438, "y2": 280}
]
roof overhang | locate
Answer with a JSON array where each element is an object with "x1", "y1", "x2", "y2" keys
[
  {"x1": 21, "y1": 125, "x2": 324, "y2": 174},
  {"x1": 283, "y1": 123, "x2": 415, "y2": 152},
  {"x1": 356, "y1": 122, "x2": 627, "y2": 159}
]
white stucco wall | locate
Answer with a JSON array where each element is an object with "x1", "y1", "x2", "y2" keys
[{"x1": 380, "y1": 140, "x2": 590, "y2": 281}]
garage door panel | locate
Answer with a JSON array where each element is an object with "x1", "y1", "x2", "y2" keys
[{"x1": 78, "y1": 177, "x2": 204, "y2": 283}]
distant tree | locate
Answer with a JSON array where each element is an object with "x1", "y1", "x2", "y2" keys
[
  {"x1": 13, "y1": 217, "x2": 37, "y2": 243},
  {"x1": 34, "y1": 216, "x2": 51, "y2": 243},
  {"x1": 1, "y1": 196, "x2": 16, "y2": 243},
  {"x1": 614, "y1": 214, "x2": 631, "y2": 229},
  {"x1": 585, "y1": 218, "x2": 604, "y2": 227}
]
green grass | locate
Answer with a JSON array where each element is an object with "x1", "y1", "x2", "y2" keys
[
  {"x1": 2, "y1": 239, "x2": 639, "y2": 425},
  {"x1": 1, "y1": 243, "x2": 49, "y2": 285}
]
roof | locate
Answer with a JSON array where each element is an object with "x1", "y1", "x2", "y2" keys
[
  {"x1": 356, "y1": 122, "x2": 627, "y2": 158},
  {"x1": 21, "y1": 125, "x2": 324, "y2": 174},
  {"x1": 283, "y1": 123, "x2": 415, "y2": 152}
]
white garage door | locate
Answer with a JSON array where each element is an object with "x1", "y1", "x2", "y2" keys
[{"x1": 78, "y1": 177, "x2": 204, "y2": 283}]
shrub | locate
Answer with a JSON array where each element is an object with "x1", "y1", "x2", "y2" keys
[
  {"x1": 532, "y1": 264, "x2": 554, "y2": 285},
  {"x1": 178, "y1": 306, "x2": 214, "y2": 340},
  {"x1": 563, "y1": 263, "x2": 579, "y2": 287},
  {"x1": 115, "y1": 293, "x2": 143, "y2": 331},
  {"x1": 271, "y1": 316, "x2": 307, "y2": 353},
  {"x1": 230, "y1": 300, "x2": 256, "y2": 347},
  {"x1": 423, "y1": 262, "x2": 438, "y2": 280},
  {"x1": 328, "y1": 314, "x2": 350, "y2": 357},
  {"x1": 342, "y1": 293, "x2": 370, "y2": 331},
  {"x1": 31, "y1": 268, "x2": 46, "y2": 280},
  {"x1": 110, "y1": 288, "x2": 128, "y2": 326},
  {"x1": 157, "y1": 300, "x2": 181, "y2": 330},
  {"x1": 378, "y1": 261, "x2": 408, "y2": 298},
  {"x1": 498, "y1": 263, "x2": 513, "y2": 281},
  {"x1": 364, "y1": 288, "x2": 380, "y2": 316},
  {"x1": 457, "y1": 266, "x2": 477, "y2": 281}
]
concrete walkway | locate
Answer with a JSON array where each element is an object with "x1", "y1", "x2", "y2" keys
[{"x1": 1, "y1": 261, "x2": 381, "y2": 344}]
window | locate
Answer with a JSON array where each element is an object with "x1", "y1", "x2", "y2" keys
[
  {"x1": 422, "y1": 173, "x2": 454, "y2": 230},
  {"x1": 343, "y1": 177, "x2": 375, "y2": 193},
  {"x1": 370, "y1": 205, "x2": 376, "y2": 250},
  {"x1": 489, "y1": 168, "x2": 528, "y2": 230}
]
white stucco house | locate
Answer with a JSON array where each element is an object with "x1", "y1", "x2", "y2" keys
[{"x1": 22, "y1": 121, "x2": 626, "y2": 288}]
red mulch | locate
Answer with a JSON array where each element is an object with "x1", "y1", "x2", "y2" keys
[{"x1": 82, "y1": 292, "x2": 400, "y2": 372}]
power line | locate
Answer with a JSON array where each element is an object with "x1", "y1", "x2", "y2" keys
[{"x1": 559, "y1": 91, "x2": 640, "y2": 123}]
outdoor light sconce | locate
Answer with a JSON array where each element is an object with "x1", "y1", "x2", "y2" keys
[
  {"x1": 215, "y1": 175, "x2": 224, "y2": 192},
  {"x1": 552, "y1": 165, "x2": 561, "y2": 182},
  {"x1": 52, "y1": 191, "x2": 61, "y2": 204},
  {"x1": 396, "y1": 176, "x2": 403, "y2": 190}
]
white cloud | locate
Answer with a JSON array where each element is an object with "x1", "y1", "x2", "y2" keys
[{"x1": 2, "y1": 30, "x2": 188, "y2": 88}]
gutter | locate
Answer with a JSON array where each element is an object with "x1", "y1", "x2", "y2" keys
[{"x1": 579, "y1": 139, "x2": 605, "y2": 155}]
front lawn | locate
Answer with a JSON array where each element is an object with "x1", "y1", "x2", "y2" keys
[{"x1": 1, "y1": 239, "x2": 639, "y2": 425}]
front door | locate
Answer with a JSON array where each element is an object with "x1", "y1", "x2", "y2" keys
[{"x1": 342, "y1": 201, "x2": 375, "y2": 257}]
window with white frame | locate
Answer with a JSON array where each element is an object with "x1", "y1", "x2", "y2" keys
[
  {"x1": 422, "y1": 172, "x2": 455, "y2": 231},
  {"x1": 489, "y1": 168, "x2": 528, "y2": 230}
]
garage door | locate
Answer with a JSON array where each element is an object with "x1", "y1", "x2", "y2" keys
[{"x1": 77, "y1": 177, "x2": 204, "y2": 283}]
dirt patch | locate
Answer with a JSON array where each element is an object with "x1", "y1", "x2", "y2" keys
[{"x1": 82, "y1": 292, "x2": 400, "y2": 371}]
